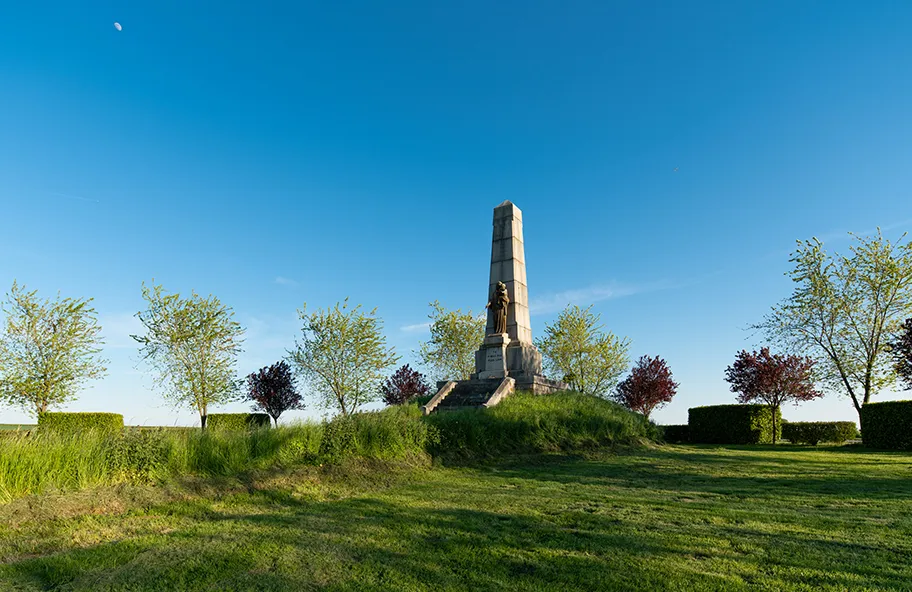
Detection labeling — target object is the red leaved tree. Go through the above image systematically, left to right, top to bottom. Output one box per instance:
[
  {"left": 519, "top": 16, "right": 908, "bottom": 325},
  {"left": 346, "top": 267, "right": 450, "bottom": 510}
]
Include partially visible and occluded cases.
[
  {"left": 890, "top": 318, "right": 912, "bottom": 390},
  {"left": 724, "top": 347, "right": 822, "bottom": 444},
  {"left": 614, "top": 355, "right": 679, "bottom": 419},
  {"left": 246, "top": 361, "right": 304, "bottom": 427},
  {"left": 381, "top": 364, "right": 431, "bottom": 406}
]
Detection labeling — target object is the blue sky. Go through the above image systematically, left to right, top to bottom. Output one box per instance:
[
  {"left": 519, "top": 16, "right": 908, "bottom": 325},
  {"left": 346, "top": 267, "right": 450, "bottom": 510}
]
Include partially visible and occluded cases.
[{"left": 1, "top": 1, "right": 910, "bottom": 426}]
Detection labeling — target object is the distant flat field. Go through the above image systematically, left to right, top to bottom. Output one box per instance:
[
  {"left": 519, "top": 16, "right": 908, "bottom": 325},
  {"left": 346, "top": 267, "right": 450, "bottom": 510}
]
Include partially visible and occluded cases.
[
  {"left": 0, "top": 424, "right": 35, "bottom": 431},
  {"left": 0, "top": 425, "right": 194, "bottom": 431},
  {"left": 1, "top": 445, "right": 910, "bottom": 591}
]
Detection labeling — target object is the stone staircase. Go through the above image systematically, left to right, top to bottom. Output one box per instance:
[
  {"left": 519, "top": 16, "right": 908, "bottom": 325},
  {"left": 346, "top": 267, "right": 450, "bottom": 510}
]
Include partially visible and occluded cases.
[{"left": 421, "top": 377, "right": 515, "bottom": 415}]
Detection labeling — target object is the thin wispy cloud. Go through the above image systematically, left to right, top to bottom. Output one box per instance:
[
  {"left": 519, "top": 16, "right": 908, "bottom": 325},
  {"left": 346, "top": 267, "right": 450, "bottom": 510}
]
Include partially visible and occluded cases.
[
  {"left": 813, "top": 218, "right": 912, "bottom": 245},
  {"left": 274, "top": 276, "right": 299, "bottom": 287},
  {"left": 529, "top": 281, "right": 680, "bottom": 315},
  {"left": 400, "top": 322, "right": 431, "bottom": 333}
]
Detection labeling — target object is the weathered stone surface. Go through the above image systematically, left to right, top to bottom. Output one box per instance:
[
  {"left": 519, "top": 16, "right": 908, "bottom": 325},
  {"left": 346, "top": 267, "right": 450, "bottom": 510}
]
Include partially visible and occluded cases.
[
  {"left": 477, "top": 200, "right": 543, "bottom": 379},
  {"left": 484, "top": 201, "right": 533, "bottom": 344},
  {"left": 478, "top": 344, "right": 509, "bottom": 379},
  {"left": 514, "top": 375, "right": 569, "bottom": 395},
  {"left": 432, "top": 378, "right": 513, "bottom": 411}
]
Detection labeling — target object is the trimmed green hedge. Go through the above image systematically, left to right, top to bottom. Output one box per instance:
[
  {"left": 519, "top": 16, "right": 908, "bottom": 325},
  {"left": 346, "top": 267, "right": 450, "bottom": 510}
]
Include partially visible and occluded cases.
[
  {"left": 861, "top": 400, "right": 912, "bottom": 450},
  {"left": 688, "top": 404, "right": 781, "bottom": 444},
  {"left": 37, "top": 412, "right": 124, "bottom": 434},
  {"left": 206, "top": 413, "right": 271, "bottom": 431},
  {"left": 781, "top": 421, "right": 857, "bottom": 445},
  {"left": 661, "top": 424, "right": 689, "bottom": 443}
]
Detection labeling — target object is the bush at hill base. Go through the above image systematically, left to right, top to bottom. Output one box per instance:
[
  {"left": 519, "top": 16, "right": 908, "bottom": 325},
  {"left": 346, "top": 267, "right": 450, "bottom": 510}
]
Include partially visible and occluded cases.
[
  {"left": 861, "top": 400, "right": 912, "bottom": 450},
  {"left": 688, "top": 404, "right": 781, "bottom": 444},
  {"left": 319, "top": 405, "right": 438, "bottom": 462},
  {"left": 37, "top": 412, "right": 124, "bottom": 434},
  {"left": 206, "top": 413, "right": 271, "bottom": 431},
  {"left": 781, "top": 421, "right": 857, "bottom": 445},
  {"left": 661, "top": 424, "right": 689, "bottom": 443}
]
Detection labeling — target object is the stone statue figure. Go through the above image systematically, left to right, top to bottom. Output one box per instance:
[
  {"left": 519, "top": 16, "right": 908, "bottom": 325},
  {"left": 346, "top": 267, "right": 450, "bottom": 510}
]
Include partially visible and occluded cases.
[{"left": 486, "top": 281, "right": 510, "bottom": 335}]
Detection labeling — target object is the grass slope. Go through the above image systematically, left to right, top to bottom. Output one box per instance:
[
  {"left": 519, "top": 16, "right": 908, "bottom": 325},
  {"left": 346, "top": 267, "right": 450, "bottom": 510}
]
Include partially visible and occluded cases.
[
  {"left": 0, "top": 393, "right": 653, "bottom": 503},
  {"left": 1, "top": 445, "right": 910, "bottom": 591}
]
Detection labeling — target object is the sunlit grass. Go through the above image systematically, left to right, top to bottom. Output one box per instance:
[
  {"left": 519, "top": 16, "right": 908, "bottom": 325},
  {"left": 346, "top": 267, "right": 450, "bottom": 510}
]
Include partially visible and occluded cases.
[{"left": 1, "top": 445, "right": 909, "bottom": 590}]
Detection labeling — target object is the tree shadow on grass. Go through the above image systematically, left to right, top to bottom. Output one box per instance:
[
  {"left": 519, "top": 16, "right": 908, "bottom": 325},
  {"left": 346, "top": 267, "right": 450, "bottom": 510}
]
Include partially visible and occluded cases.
[
  {"left": 486, "top": 448, "right": 912, "bottom": 501},
  {"left": 3, "top": 476, "right": 911, "bottom": 592},
  {"left": 2, "top": 494, "right": 725, "bottom": 592}
]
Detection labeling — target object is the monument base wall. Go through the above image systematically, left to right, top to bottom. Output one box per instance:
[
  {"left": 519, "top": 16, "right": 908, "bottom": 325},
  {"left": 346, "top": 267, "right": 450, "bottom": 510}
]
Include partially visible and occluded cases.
[{"left": 437, "top": 375, "right": 569, "bottom": 397}]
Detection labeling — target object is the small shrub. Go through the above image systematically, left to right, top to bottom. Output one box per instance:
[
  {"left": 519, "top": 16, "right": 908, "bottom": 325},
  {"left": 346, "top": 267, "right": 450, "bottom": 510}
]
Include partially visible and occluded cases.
[
  {"left": 245, "top": 361, "right": 304, "bottom": 426},
  {"left": 381, "top": 364, "right": 431, "bottom": 405},
  {"left": 861, "top": 400, "right": 912, "bottom": 450},
  {"left": 688, "top": 404, "right": 781, "bottom": 444},
  {"left": 319, "top": 405, "right": 437, "bottom": 462},
  {"left": 37, "top": 412, "right": 124, "bottom": 434},
  {"left": 206, "top": 413, "right": 271, "bottom": 431},
  {"left": 319, "top": 415, "right": 358, "bottom": 460},
  {"left": 781, "top": 421, "right": 857, "bottom": 445},
  {"left": 276, "top": 424, "right": 323, "bottom": 465},
  {"left": 661, "top": 424, "right": 689, "bottom": 443},
  {"left": 108, "top": 430, "right": 169, "bottom": 481}
]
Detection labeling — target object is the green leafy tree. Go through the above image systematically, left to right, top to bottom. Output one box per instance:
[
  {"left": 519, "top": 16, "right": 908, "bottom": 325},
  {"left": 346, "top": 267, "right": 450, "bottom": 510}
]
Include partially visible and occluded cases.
[
  {"left": 753, "top": 231, "right": 912, "bottom": 419},
  {"left": 0, "top": 281, "right": 107, "bottom": 416},
  {"left": 132, "top": 282, "right": 245, "bottom": 429},
  {"left": 289, "top": 299, "right": 398, "bottom": 416},
  {"left": 417, "top": 300, "right": 485, "bottom": 381},
  {"left": 536, "top": 304, "right": 630, "bottom": 397},
  {"left": 890, "top": 317, "right": 912, "bottom": 390}
]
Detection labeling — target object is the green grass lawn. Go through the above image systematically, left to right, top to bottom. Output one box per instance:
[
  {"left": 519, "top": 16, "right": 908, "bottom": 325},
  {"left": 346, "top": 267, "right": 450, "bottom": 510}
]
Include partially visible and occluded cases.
[{"left": 1, "top": 445, "right": 910, "bottom": 591}]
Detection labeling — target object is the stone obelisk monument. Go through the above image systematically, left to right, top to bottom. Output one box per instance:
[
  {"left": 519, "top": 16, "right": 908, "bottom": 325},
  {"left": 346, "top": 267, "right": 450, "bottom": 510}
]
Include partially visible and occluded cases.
[
  {"left": 423, "top": 201, "right": 566, "bottom": 414},
  {"left": 471, "top": 201, "right": 565, "bottom": 394}
]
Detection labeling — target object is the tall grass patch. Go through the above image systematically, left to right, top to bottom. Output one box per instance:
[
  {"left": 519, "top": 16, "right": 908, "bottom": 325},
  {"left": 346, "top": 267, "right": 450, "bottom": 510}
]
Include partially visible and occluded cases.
[
  {"left": 426, "top": 391, "right": 658, "bottom": 459},
  {"left": 320, "top": 405, "right": 437, "bottom": 462},
  {"left": 0, "top": 423, "right": 324, "bottom": 502},
  {"left": 0, "top": 431, "right": 115, "bottom": 503}
]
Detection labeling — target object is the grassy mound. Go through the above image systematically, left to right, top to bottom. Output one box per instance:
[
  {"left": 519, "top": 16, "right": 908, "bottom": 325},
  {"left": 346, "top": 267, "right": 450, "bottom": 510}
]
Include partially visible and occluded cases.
[
  {"left": 426, "top": 391, "right": 658, "bottom": 459},
  {"left": 0, "top": 393, "right": 657, "bottom": 503}
]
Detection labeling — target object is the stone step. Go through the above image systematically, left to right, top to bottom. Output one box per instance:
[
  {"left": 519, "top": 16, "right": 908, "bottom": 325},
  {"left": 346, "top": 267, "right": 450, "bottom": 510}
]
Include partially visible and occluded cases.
[
  {"left": 437, "top": 393, "right": 491, "bottom": 407},
  {"left": 435, "top": 405, "right": 482, "bottom": 413}
]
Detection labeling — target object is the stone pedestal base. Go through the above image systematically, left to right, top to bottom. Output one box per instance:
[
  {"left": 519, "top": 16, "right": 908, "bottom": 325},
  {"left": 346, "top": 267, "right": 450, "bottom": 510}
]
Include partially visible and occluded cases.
[
  {"left": 476, "top": 333, "right": 511, "bottom": 379},
  {"left": 473, "top": 335, "right": 544, "bottom": 381},
  {"left": 514, "top": 375, "right": 570, "bottom": 395}
]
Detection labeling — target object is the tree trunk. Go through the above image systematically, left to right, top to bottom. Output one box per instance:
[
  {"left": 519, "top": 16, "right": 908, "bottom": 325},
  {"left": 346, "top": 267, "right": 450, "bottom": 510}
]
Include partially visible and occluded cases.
[
  {"left": 850, "top": 394, "right": 863, "bottom": 422},
  {"left": 771, "top": 405, "right": 778, "bottom": 445},
  {"left": 200, "top": 413, "right": 208, "bottom": 430}
]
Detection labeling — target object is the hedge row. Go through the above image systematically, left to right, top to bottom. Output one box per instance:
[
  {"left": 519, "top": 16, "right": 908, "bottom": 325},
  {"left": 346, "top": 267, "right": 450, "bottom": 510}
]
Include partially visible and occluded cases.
[
  {"left": 861, "top": 401, "right": 912, "bottom": 450},
  {"left": 688, "top": 404, "right": 780, "bottom": 444},
  {"left": 37, "top": 412, "right": 124, "bottom": 434},
  {"left": 206, "top": 413, "right": 271, "bottom": 431},
  {"left": 781, "top": 421, "right": 857, "bottom": 445},
  {"left": 661, "top": 424, "right": 689, "bottom": 443}
]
